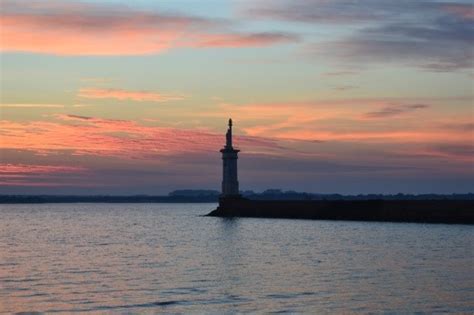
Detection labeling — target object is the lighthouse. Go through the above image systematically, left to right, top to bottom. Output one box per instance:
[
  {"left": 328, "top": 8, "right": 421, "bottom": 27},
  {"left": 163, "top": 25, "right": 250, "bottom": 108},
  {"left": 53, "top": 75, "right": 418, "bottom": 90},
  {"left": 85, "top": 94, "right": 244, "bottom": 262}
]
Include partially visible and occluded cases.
[{"left": 220, "top": 118, "right": 240, "bottom": 197}]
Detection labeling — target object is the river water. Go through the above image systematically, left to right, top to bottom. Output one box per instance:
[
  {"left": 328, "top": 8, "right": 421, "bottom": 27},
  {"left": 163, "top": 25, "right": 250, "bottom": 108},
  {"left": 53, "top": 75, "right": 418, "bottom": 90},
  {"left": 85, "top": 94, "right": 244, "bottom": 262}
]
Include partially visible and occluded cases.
[{"left": 0, "top": 203, "right": 472, "bottom": 313}]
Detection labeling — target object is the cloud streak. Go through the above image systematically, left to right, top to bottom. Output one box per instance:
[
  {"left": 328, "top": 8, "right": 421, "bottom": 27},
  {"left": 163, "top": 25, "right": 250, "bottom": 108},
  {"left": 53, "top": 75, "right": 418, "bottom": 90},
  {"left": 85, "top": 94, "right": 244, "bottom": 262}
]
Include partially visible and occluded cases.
[
  {"left": 245, "top": 0, "right": 392, "bottom": 24},
  {"left": 192, "top": 32, "right": 298, "bottom": 48},
  {"left": 78, "top": 88, "right": 185, "bottom": 102},
  {"left": 0, "top": 103, "right": 65, "bottom": 108},
  {"left": 362, "top": 104, "right": 429, "bottom": 119},
  {"left": 0, "top": 163, "right": 87, "bottom": 176},
  {"left": 0, "top": 163, "right": 89, "bottom": 187}
]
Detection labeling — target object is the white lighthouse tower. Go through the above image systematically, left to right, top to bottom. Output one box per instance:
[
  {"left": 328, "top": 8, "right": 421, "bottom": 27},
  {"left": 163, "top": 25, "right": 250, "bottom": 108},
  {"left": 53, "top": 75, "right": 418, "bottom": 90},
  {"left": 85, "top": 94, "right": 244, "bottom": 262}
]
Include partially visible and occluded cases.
[{"left": 220, "top": 118, "right": 240, "bottom": 197}]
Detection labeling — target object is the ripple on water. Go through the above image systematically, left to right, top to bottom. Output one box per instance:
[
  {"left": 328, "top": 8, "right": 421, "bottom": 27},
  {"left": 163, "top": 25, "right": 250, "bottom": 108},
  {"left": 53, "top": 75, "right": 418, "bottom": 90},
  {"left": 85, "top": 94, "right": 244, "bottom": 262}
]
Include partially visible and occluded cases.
[{"left": 45, "top": 300, "right": 183, "bottom": 313}]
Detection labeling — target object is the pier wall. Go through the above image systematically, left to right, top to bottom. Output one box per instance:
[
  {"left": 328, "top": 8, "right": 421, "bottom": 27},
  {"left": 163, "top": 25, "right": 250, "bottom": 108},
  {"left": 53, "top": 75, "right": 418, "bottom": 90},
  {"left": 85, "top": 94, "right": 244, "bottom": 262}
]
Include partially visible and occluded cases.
[{"left": 208, "top": 197, "right": 474, "bottom": 224}]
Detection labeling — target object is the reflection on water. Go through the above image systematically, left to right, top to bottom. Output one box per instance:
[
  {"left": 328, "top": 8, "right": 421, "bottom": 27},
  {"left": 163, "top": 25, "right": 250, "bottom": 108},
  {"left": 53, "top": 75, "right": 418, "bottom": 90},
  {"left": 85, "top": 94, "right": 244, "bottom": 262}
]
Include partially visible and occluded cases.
[{"left": 0, "top": 203, "right": 473, "bottom": 313}]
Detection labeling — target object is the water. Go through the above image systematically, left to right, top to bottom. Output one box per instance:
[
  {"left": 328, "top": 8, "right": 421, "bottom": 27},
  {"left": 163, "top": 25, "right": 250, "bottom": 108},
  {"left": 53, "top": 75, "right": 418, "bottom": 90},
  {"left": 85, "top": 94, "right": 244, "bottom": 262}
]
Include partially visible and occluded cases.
[{"left": 0, "top": 203, "right": 473, "bottom": 313}]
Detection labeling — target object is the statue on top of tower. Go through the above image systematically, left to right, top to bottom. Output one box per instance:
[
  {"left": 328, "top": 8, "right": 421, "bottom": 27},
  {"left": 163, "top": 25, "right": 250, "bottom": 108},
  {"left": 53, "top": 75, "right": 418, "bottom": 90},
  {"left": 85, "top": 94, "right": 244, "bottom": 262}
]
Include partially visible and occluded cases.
[{"left": 226, "top": 118, "right": 233, "bottom": 148}]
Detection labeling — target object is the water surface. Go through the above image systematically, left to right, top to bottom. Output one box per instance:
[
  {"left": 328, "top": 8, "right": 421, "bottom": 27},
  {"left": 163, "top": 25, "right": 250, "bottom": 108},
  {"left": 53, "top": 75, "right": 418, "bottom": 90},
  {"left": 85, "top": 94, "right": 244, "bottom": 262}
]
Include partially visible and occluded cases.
[{"left": 1, "top": 203, "right": 472, "bottom": 313}]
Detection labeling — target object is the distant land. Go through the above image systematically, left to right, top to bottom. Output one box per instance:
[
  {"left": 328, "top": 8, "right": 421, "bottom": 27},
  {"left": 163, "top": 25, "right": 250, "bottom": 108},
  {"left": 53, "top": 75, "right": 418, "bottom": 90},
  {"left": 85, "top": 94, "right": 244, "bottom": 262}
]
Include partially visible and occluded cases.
[{"left": 1, "top": 189, "right": 473, "bottom": 204}]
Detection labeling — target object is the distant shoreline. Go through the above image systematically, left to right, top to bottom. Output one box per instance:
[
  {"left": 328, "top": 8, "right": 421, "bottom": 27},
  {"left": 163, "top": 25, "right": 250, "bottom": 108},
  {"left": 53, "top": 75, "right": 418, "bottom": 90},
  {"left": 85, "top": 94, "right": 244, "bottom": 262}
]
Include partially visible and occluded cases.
[
  {"left": 1, "top": 193, "right": 473, "bottom": 204},
  {"left": 0, "top": 195, "right": 219, "bottom": 204}
]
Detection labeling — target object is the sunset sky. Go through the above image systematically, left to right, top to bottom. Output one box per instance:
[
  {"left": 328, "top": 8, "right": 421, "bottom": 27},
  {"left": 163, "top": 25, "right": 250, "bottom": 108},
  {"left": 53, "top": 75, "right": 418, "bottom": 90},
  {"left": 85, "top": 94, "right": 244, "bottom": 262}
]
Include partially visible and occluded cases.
[{"left": 1, "top": 0, "right": 473, "bottom": 195}]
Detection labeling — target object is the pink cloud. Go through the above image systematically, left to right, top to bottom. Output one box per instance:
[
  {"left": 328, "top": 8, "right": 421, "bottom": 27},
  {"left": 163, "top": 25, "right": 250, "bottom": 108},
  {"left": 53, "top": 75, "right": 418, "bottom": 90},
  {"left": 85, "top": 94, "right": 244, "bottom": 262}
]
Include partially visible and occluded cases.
[
  {"left": 0, "top": 1, "right": 296, "bottom": 55},
  {"left": 1, "top": 16, "right": 183, "bottom": 55},
  {"left": 78, "top": 88, "right": 185, "bottom": 102},
  {"left": 1, "top": 114, "right": 471, "bottom": 191},
  {"left": 0, "top": 115, "right": 283, "bottom": 159}
]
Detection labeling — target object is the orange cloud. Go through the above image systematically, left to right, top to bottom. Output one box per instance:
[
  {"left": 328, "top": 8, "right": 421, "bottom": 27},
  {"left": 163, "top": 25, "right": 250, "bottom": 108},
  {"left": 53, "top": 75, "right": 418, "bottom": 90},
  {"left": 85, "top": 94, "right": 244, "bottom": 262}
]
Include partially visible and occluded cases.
[
  {"left": 0, "top": 1, "right": 296, "bottom": 55},
  {"left": 192, "top": 33, "right": 298, "bottom": 48},
  {"left": 78, "top": 88, "right": 185, "bottom": 102},
  {"left": 213, "top": 100, "right": 471, "bottom": 144},
  {"left": 0, "top": 103, "right": 65, "bottom": 108},
  {"left": 251, "top": 129, "right": 465, "bottom": 143}
]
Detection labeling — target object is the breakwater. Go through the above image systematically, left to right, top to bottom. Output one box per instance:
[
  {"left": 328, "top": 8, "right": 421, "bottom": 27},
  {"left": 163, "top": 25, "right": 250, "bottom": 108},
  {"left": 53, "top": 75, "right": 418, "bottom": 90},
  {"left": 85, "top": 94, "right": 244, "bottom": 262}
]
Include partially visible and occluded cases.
[{"left": 208, "top": 197, "right": 474, "bottom": 224}]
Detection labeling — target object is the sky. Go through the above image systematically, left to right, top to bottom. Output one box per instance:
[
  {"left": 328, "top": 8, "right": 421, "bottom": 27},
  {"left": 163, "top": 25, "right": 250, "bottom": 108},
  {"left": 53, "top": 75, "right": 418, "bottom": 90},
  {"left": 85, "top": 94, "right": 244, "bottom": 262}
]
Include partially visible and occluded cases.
[{"left": 0, "top": 0, "right": 473, "bottom": 195}]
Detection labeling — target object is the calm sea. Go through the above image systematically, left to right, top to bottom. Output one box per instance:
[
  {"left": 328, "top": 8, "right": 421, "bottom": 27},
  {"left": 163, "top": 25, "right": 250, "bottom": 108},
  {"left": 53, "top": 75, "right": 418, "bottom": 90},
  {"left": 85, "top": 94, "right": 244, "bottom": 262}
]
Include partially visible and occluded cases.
[{"left": 1, "top": 203, "right": 473, "bottom": 313}]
